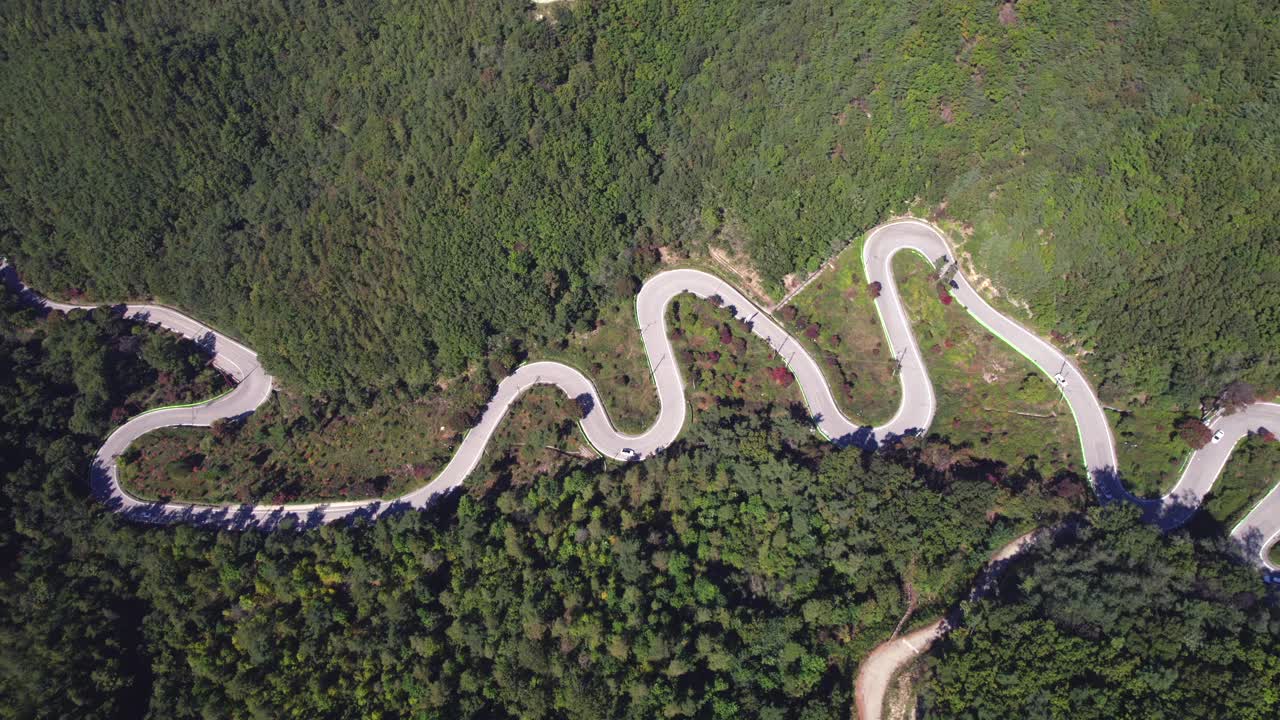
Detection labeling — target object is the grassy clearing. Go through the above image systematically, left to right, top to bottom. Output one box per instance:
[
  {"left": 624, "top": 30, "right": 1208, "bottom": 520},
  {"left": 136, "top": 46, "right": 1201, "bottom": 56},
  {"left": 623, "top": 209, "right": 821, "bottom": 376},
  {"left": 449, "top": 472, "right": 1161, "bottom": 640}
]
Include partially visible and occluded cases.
[
  {"left": 925, "top": 210, "right": 1206, "bottom": 499},
  {"left": 780, "top": 228, "right": 1079, "bottom": 483},
  {"left": 781, "top": 234, "right": 900, "bottom": 425},
  {"left": 786, "top": 236, "right": 1080, "bottom": 480},
  {"left": 539, "top": 251, "right": 799, "bottom": 435},
  {"left": 890, "top": 252, "right": 1081, "bottom": 480},
  {"left": 666, "top": 294, "right": 805, "bottom": 426},
  {"left": 467, "top": 295, "right": 809, "bottom": 498},
  {"left": 541, "top": 298, "right": 655, "bottom": 434},
  {"left": 120, "top": 385, "right": 592, "bottom": 505},
  {"left": 467, "top": 386, "right": 596, "bottom": 495},
  {"left": 118, "top": 390, "right": 462, "bottom": 503},
  {"left": 1106, "top": 396, "right": 1197, "bottom": 498},
  {"left": 1201, "top": 435, "right": 1280, "bottom": 527}
]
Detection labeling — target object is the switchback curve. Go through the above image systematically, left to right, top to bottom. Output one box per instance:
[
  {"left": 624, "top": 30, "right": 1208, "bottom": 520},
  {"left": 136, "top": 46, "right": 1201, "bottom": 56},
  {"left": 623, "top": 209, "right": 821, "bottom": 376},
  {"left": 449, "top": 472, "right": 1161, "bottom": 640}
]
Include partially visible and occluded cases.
[{"left": 3, "top": 220, "right": 1278, "bottom": 569}]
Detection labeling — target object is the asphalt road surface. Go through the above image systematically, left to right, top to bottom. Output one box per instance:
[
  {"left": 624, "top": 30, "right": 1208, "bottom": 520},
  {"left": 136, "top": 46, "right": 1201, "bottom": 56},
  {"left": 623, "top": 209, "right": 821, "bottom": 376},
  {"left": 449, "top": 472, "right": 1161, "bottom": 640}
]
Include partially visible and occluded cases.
[{"left": 4, "top": 222, "right": 1278, "bottom": 570}]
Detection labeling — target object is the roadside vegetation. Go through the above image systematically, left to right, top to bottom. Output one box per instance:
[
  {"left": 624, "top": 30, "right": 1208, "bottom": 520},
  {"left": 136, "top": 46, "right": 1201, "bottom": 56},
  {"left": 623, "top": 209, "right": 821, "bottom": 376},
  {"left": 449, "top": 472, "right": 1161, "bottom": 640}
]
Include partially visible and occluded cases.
[
  {"left": 781, "top": 236, "right": 901, "bottom": 425},
  {"left": 5, "top": 239, "right": 1276, "bottom": 720},
  {"left": 782, "top": 239, "right": 1082, "bottom": 487},
  {"left": 119, "top": 245, "right": 1088, "bottom": 506},
  {"left": 889, "top": 253, "right": 1081, "bottom": 480},
  {"left": 120, "top": 294, "right": 805, "bottom": 503},
  {"left": 0, "top": 295, "right": 228, "bottom": 440},
  {"left": 543, "top": 299, "right": 655, "bottom": 435},
  {"left": 119, "top": 370, "right": 496, "bottom": 504},
  {"left": 468, "top": 386, "right": 597, "bottom": 495},
  {"left": 1105, "top": 397, "right": 1195, "bottom": 497},
  {"left": 1200, "top": 433, "right": 1280, "bottom": 529}
]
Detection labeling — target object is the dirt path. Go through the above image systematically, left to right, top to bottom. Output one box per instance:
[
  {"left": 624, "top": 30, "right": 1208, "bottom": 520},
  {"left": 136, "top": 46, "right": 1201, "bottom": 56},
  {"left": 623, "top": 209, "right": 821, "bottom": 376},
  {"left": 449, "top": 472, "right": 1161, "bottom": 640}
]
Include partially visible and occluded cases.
[
  {"left": 854, "top": 530, "right": 1042, "bottom": 719},
  {"left": 855, "top": 620, "right": 945, "bottom": 720}
]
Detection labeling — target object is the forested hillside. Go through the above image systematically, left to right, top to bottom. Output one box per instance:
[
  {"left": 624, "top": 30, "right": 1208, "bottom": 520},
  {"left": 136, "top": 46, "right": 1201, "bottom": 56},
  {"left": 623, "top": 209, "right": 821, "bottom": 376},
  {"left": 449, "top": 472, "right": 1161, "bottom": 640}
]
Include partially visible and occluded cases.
[
  {"left": 3, "top": 0, "right": 1276, "bottom": 404},
  {"left": 920, "top": 507, "right": 1280, "bottom": 718}
]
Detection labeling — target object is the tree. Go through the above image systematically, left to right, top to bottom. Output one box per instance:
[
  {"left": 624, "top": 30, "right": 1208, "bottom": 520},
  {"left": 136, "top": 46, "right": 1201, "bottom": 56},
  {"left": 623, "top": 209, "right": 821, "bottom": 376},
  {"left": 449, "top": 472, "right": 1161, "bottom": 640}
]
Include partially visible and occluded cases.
[
  {"left": 768, "top": 366, "right": 794, "bottom": 387},
  {"left": 1219, "top": 380, "right": 1256, "bottom": 414},
  {"left": 570, "top": 393, "right": 592, "bottom": 420},
  {"left": 1176, "top": 417, "right": 1212, "bottom": 449}
]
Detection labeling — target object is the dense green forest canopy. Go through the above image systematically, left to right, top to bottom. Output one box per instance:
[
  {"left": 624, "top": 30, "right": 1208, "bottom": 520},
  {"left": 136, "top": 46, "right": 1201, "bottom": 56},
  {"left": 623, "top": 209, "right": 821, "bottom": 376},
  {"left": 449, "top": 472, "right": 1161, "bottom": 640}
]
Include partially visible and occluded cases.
[
  {"left": 2, "top": 0, "right": 1276, "bottom": 404},
  {"left": 920, "top": 506, "right": 1280, "bottom": 719}
]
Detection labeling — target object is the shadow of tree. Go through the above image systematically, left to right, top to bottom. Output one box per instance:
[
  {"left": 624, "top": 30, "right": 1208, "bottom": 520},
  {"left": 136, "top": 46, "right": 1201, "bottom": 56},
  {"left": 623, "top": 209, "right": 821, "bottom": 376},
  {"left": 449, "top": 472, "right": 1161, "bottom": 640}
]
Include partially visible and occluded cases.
[{"left": 574, "top": 392, "right": 595, "bottom": 419}]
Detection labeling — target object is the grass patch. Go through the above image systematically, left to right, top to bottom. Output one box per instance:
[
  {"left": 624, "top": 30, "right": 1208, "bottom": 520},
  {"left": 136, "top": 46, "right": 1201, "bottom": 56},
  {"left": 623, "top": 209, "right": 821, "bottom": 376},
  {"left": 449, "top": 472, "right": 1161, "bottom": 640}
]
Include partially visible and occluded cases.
[
  {"left": 927, "top": 211, "right": 1205, "bottom": 499},
  {"left": 780, "top": 234, "right": 1080, "bottom": 481},
  {"left": 782, "top": 234, "right": 900, "bottom": 425},
  {"left": 542, "top": 251, "right": 810, "bottom": 435},
  {"left": 890, "top": 252, "right": 1081, "bottom": 481},
  {"left": 667, "top": 295, "right": 805, "bottom": 426},
  {"left": 541, "top": 298, "right": 655, "bottom": 434},
  {"left": 467, "top": 386, "right": 597, "bottom": 495},
  {"left": 118, "top": 390, "right": 461, "bottom": 504},
  {"left": 1105, "top": 396, "right": 1202, "bottom": 498}
]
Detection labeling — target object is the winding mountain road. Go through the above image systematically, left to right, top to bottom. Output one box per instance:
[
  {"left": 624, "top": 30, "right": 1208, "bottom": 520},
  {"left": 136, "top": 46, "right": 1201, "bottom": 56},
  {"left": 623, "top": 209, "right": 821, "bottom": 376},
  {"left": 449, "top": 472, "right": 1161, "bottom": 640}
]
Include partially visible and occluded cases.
[{"left": 4, "top": 220, "right": 1278, "bottom": 568}]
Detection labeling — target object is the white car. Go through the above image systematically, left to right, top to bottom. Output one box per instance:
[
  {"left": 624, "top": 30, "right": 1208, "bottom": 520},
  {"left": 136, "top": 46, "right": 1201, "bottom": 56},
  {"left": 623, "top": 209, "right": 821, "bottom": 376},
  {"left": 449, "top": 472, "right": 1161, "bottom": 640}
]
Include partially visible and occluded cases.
[
  {"left": 1053, "top": 373, "right": 1067, "bottom": 387},
  {"left": 1211, "top": 430, "right": 1225, "bottom": 444},
  {"left": 1263, "top": 573, "right": 1280, "bottom": 585}
]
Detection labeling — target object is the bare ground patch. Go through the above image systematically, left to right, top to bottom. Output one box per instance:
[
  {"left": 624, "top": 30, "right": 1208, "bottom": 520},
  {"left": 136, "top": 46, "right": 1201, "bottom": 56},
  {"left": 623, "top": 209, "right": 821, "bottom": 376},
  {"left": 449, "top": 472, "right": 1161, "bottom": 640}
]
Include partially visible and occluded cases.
[{"left": 708, "top": 244, "right": 776, "bottom": 307}]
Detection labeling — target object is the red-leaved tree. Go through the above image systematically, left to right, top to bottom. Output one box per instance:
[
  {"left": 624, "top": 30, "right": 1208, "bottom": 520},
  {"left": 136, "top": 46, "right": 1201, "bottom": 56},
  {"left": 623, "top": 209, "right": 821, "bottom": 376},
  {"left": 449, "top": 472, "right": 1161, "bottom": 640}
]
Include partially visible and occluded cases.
[
  {"left": 769, "top": 366, "right": 794, "bottom": 387},
  {"left": 1176, "top": 418, "right": 1212, "bottom": 450}
]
